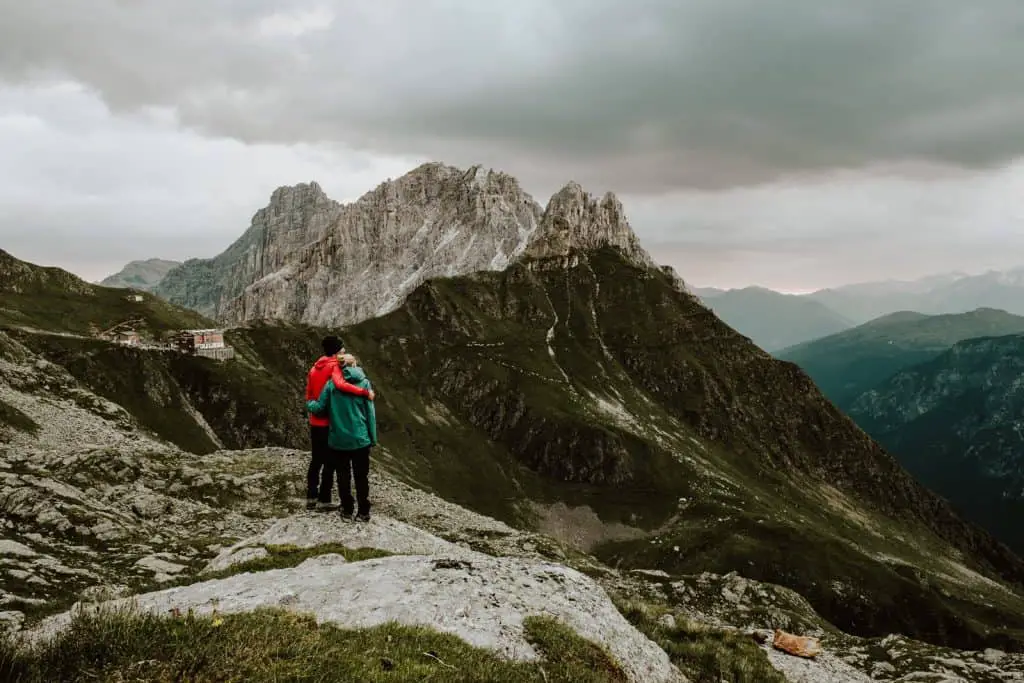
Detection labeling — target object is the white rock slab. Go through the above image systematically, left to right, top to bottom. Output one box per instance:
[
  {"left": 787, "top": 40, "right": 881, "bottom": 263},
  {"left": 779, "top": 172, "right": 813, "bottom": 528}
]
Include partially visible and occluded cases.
[
  {"left": 204, "top": 514, "right": 480, "bottom": 573},
  {"left": 0, "top": 540, "right": 37, "bottom": 557},
  {"left": 36, "top": 553, "right": 682, "bottom": 683}
]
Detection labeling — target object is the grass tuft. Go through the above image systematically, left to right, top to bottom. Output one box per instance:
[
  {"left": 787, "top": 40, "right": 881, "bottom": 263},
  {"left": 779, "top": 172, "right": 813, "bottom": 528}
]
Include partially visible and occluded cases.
[
  {"left": 147, "top": 543, "right": 396, "bottom": 593},
  {"left": 617, "top": 600, "right": 786, "bottom": 683},
  {"left": 1, "top": 608, "right": 628, "bottom": 682}
]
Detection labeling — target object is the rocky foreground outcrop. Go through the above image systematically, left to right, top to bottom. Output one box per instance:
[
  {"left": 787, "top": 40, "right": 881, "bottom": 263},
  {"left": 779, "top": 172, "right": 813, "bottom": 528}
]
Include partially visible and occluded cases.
[
  {"left": 155, "top": 162, "right": 657, "bottom": 326},
  {"left": 12, "top": 451, "right": 1024, "bottom": 682},
  {"left": 33, "top": 513, "right": 682, "bottom": 683}
]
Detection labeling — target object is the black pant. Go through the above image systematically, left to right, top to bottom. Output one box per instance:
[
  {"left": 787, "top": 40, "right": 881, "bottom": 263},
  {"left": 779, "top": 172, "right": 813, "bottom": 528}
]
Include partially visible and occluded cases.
[
  {"left": 308, "top": 426, "right": 333, "bottom": 503},
  {"left": 333, "top": 447, "right": 370, "bottom": 515}
]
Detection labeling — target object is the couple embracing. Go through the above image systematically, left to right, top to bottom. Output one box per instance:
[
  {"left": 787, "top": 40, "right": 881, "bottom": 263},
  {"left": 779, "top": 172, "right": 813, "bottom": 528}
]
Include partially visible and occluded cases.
[{"left": 304, "top": 335, "right": 377, "bottom": 522}]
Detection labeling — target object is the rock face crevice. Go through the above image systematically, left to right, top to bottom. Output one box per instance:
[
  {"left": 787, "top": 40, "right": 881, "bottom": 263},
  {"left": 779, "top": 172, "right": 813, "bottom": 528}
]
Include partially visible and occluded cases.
[{"left": 155, "top": 163, "right": 656, "bottom": 327}]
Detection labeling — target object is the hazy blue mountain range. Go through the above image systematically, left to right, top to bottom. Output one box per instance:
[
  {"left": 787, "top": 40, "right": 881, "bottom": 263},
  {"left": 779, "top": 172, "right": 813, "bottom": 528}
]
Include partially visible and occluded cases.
[
  {"left": 690, "top": 268, "right": 1024, "bottom": 351},
  {"left": 806, "top": 270, "right": 1024, "bottom": 323},
  {"left": 691, "top": 286, "right": 855, "bottom": 352}
]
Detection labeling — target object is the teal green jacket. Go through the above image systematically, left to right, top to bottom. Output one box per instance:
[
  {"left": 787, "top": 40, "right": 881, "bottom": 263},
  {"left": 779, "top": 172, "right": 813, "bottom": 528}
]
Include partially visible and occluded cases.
[{"left": 306, "top": 366, "right": 378, "bottom": 451}]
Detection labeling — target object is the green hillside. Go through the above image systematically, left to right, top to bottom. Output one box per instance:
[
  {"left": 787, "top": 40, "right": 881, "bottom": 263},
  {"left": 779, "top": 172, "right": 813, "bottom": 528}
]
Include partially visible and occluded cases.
[
  {"left": 10, "top": 247, "right": 1024, "bottom": 652},
  {"left": 0, "top": 249, "right": 210, "bottom": 337},
  {"left": 99, "top": 258, "right": 182, "bottom": 291},
  {"left": 776, "top": 308, "right": 1024, "bottom": 410},
  {"left": 848, "top": 333, "right": 1024, "bottom": 555}
]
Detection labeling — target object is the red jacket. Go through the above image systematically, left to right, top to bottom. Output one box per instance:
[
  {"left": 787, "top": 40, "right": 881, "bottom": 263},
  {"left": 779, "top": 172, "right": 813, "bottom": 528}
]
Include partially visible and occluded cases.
[{"left": 305, "top": 356, "right": 370, "bottom": 427}]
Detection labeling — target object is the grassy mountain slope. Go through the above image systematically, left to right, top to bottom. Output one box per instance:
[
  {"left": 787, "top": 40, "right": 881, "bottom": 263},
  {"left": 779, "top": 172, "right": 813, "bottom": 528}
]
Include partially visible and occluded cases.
[
  {"left": 154, "top": 226, "right": 269, "bottom": 319},
  {"left": 10, "top": 247, "right": 1024, "bottom": 652},
  {"left": 0, "top": 249, "right": 209, "bottom": 336},
  {"left": 0, "top": 250, "right": 291, "bottom": 454},
  {"left": 322, "top": 251, "right": 1024, "bottom": 649},
  {"left": 99, "top": 258, "right": 182, "bottom": 290},
  {"left": 695, "top": 286, "right": 854, "bottom": 351},
  {"left": 777, "top": 308, "right": 1024, "bottom": 410},
  {"left": 848, "top": 333, "right": 1024, "bottom": 556}
]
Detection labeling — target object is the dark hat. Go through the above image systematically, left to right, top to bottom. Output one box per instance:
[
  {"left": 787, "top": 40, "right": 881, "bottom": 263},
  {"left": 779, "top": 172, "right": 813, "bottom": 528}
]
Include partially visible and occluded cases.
[{"left": 321, "top": 335, "right": 344, "bottom": 356}]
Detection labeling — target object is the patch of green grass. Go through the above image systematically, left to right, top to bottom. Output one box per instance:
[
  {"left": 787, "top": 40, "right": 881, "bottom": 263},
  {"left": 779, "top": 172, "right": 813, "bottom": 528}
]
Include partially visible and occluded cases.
[
  {"left": 0, "top": 248, "right": 211, "bottom": 336},
  {"left": 12, "top": 331, "right": 310, "bottom": 455},
  {"left": 0, "top": 398, "right": 38, "bottom": 437},
  {"left": 142, "top": 543, "right": 396, "bottom": 594},
  {"left": 220, "top": 543, "right": 395, "bottom": 575},
  {"left": 617, "top": 600, "right": 785, "bottom": 683},
  {"left": 0, "top": 609, "right": 628, "bottom": 682}
]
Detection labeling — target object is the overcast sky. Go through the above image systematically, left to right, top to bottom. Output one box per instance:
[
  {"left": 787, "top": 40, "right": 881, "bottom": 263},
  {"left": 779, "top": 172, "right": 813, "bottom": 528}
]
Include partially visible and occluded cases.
[{"left": 1, "top": 1, "right": 1023, "bottom": 291}]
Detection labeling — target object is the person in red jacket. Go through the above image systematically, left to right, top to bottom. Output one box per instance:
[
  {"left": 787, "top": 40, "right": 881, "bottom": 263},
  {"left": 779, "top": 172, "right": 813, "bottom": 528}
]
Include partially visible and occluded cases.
[{"left": 305, "top": 336, "right": 374, "bottom": 510}]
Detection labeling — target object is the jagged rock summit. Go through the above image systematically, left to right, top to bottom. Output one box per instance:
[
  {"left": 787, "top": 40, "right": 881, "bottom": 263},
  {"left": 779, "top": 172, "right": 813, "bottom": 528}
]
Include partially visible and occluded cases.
[
  {"left": 155, "top": 162, "right": 656, "bottom": 326},
  {"left": 525, "top": 181, "right": 653, "bottom": 267}
]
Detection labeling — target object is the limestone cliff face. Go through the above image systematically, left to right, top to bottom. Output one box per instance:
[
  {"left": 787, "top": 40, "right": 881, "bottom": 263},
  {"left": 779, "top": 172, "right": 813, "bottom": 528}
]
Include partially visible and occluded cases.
[
  {"left": 156, "top": 163, "right": 656, "bottom": 326},
  {"left": 155, "top": 182, "right": 342, "bottom": 320}
]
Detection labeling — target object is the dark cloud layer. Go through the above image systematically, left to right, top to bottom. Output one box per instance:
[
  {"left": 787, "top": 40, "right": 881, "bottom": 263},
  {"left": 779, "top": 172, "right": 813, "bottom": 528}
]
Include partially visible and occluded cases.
[
  {"left": 2, "top": 0, "right": 1024, "bottom": 291},
  {"left": 2, "top": 1, "right": 1024, "bottom": 190}
]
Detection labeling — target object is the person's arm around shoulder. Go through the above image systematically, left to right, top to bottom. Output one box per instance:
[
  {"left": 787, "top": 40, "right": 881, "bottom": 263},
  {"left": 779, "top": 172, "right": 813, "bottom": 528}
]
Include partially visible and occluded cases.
[
  {"left": 332, "top": 367, "right": 375, "bottom": 400},
  {"left": 307, "top": 381, "right": 332, "bottom": 416}
]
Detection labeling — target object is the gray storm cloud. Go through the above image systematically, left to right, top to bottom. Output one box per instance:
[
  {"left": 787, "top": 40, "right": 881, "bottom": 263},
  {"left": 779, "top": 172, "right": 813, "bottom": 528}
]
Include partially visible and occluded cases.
[
  {"left": 1, "top": 0, "right": 1023, "bottom": 190},
  {"left": 1, "top": 0, "right": 1023, "bottom": 291}
]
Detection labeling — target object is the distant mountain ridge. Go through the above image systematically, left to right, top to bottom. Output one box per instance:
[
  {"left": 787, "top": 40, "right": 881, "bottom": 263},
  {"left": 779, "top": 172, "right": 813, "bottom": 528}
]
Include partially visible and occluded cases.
[
  {"left": 0, "top": 249, "right": 208, "bottom": 337},
  {"left": 99, "top": 258, "right": 182, "bottom": 291},
  {"left": 687, "top": 268, "right": 1024, "bottom": 351},
  {"left": 805, "top": 269, "right": 1024, "bottom": 323},
  {"left": 693, "top": 286, "right": 855, "bottom": 351},
  {"left": 777, "top": 307, "right": 1024, "bottom": 410}
]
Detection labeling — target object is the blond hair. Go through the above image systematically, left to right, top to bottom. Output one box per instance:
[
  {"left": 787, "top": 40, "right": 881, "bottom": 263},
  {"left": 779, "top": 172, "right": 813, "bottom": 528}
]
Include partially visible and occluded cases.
[{"left": 340, "top": 353, "right": 359, "bottom": 367}]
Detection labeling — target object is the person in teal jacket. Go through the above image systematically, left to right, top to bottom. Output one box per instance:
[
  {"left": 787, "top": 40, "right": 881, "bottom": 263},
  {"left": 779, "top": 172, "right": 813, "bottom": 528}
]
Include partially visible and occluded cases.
[{"left": 306, "top": 354, "right": 377, "bottom": 521}]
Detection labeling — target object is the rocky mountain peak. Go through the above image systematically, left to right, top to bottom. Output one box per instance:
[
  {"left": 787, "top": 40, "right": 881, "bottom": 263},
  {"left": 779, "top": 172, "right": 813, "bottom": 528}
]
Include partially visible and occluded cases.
[
  {"left": 172, "top": 162, "right": 547, "bottom": 326},
  {"left": 366, "top": 162, "right": 539, "bottom": 216},
  {"left": 157, "top": 163, "right": 660, "bottom": 326},
  {"left": 269, "top": 180, "right": 326, "bottom": 200},
  {"left": 260, "top": 181, "right": 338, "bottom": 225},
  {"left": 526, "top": 182, "right": 654, "bottom": 267}
]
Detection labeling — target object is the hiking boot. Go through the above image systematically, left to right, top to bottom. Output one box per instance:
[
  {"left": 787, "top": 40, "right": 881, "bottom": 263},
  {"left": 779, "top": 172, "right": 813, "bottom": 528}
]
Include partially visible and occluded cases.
[
  {"left": 305, "top": 499, "right": 317, "bottom": 511},
  {"left": 316, "top": 501, "right": 335, "bottom": 512},
  {"left": 340, "top": 508, "right": 354, "bottom": 521},
  {"left": 355, "top": 511, "right": 371, "bottom": 523}
]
